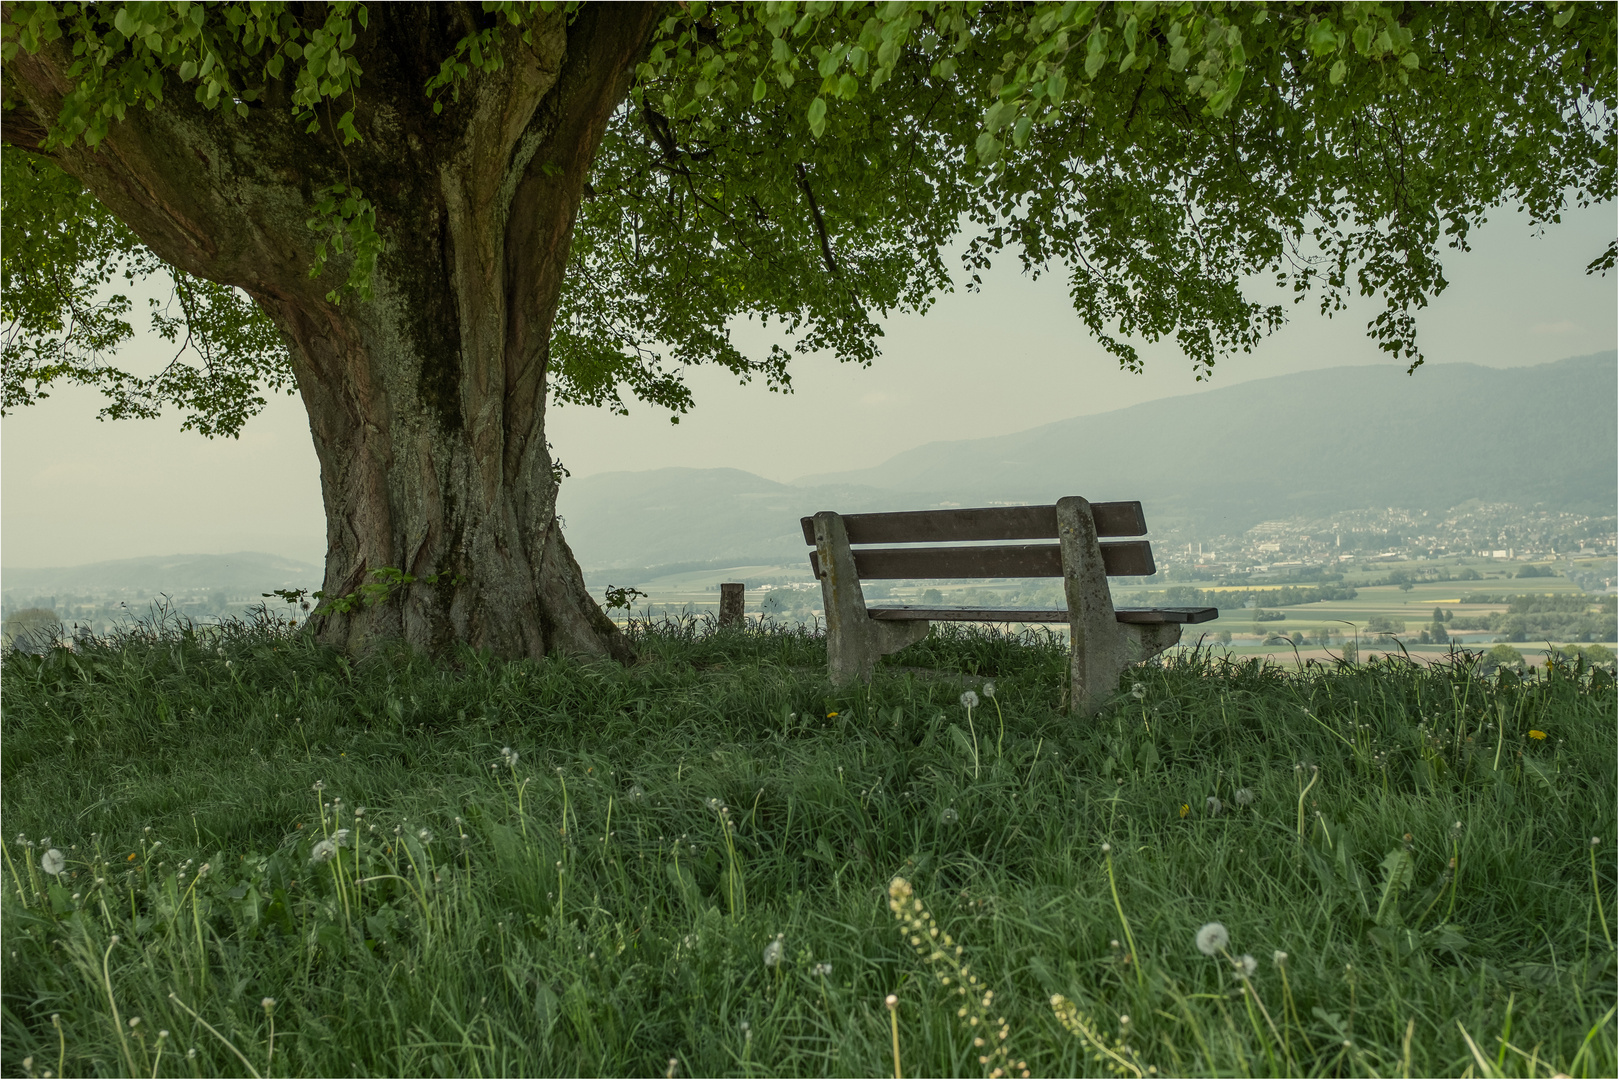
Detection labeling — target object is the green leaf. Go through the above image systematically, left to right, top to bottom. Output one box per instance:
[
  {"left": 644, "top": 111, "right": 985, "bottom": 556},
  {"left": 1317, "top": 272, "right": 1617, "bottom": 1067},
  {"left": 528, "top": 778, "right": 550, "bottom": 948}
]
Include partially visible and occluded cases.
[
  {"left": 1306, "top": 19, "right": 1340, "bottom": 55},
  {"left": 1084, "top": 30, "right": 1107, "bottom": 78},
  {"left": 1329, "top": 58, "right": 1346, "bottom": 84},
  {"left": 752, "top": 75, "right": 767, "bottom": 102},
  {"left": 806, "top": 95, "right": 826, "bottom": 137},
  {"left": 1375, "top": 847, "right": 1415, "bottom": 926}
]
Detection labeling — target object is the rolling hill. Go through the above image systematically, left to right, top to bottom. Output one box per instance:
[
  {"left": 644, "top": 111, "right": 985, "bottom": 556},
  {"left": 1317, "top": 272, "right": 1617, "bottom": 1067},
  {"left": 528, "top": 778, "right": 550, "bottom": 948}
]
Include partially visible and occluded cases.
[
  {"left": 558, "top": 353, "right": 1616, "bottom": 570},
  {"left": 1, "top": 552, "right": 320, "bottom": 600}
]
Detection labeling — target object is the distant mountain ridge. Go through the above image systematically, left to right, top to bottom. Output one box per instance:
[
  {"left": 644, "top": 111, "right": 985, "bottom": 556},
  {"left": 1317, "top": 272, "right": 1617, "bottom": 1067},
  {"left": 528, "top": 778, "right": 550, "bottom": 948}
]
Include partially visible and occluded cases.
[
  {"left": 558, "top": 353, "right": 1616, "bottom": 570},
  {"left": 794, "top": 353, "right": 1616, "bottom": 514},
  {"left": 6, "top": 355, "right": 1612, "bottom": 585},
  {"left": 1, "top": 552, "right": 319, "bottom": 597}
]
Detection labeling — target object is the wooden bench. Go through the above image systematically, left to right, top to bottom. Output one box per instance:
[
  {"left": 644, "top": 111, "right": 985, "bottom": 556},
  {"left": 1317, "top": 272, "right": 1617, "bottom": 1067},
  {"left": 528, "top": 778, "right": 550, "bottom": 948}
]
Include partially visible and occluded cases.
[{"left": 801, "top": 497, "right": 1218, "bottom": 714}]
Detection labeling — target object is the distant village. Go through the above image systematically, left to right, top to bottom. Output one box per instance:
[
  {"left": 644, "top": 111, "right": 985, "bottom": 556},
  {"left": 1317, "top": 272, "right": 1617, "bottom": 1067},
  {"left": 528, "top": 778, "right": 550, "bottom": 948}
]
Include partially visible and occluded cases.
[{"left": 1143, "top": 503, "right": 1617, "bottom": 589}]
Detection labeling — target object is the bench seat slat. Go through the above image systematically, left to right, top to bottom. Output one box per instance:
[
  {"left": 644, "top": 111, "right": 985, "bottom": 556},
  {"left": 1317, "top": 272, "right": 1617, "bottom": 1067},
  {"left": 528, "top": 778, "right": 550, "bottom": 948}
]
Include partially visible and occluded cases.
[
  {"left": 799, "top": 501, "right": 1146, "bottom": 546},
  {"left": 808, "top": 540, "right": 1155, "bottom": 580},
  {"left": 866, "top": 606, "right": 1219, "bottom": 625}
]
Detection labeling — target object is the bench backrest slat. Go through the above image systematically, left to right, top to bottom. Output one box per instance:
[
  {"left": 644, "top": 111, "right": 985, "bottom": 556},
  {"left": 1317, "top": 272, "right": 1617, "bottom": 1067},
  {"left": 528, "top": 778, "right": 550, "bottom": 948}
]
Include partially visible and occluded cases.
[
  {"left": 798, "top": 501, "right": 1146, "bottom": 547},
  {"left": 808, "top": 540, "right": 1155, "bottom": 580}
]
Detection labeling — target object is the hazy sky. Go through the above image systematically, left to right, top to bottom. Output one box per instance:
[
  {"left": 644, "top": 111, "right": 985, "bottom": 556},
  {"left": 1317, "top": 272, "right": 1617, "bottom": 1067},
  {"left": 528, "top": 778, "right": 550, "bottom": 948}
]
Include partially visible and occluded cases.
[{"left": 2, "top": 203, "right": 1613, "bottom": 570}]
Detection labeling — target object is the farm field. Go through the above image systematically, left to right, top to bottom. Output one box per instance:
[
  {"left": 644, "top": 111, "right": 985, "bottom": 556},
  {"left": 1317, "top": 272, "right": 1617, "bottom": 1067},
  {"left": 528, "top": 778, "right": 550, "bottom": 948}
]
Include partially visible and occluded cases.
[{"left": 1, "top": 617, "right": 1613, "bottom": 1077}]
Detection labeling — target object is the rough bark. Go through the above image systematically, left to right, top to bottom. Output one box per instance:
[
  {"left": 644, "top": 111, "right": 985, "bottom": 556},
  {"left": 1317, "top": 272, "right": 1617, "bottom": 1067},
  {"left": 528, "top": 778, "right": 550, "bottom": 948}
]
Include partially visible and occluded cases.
[{"left": 2, "top": 4, "right": 661, "bottom": 662}]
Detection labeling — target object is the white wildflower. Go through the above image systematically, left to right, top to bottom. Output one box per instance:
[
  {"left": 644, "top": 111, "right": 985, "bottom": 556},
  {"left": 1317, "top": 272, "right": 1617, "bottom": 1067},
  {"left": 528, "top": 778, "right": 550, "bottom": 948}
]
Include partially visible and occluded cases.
[
  {"left": 40, "top": 849, "right": 66, "bottom": 876},
  {"left": 1195, "top": 922, "right": 1230, "bottom": 956}
]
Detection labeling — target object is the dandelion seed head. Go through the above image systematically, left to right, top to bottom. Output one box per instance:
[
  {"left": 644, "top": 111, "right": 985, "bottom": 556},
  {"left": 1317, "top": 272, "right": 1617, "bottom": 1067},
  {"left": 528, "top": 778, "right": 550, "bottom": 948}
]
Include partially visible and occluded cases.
[
  {"left": 982, "top": 681, "right": 996, "bottom": 699},
  {"left": 1131, "top": 682, "right": 1147, "bottom": 700},
  {"left": 959, "top": 690, "right": 979, "bottom": 709},
  {"left": 1234, "top": 788, "right": 1255, "bottom": 806},
  {"left": 1206, "top": 796, "right": 1223, "bottom": 816},
  {"left": 940, "top": 807, "right": 959, "bottom": 825},
  {"left": 417, "top": 828, "right": 433, "bottom": 843},
  {"left": 311, "top": 839, "right": 338, "bottom": 864},
  {"left": 40, "top": 848, "right": 66, "bottom": 876},
  {"left": 1195, "top": 922, "right": 1230, "bottom": 956},
  {"left": 763, "top": 936, "right": 784, "bottom": 968},
  {"left": 1273, "top": 950, "right": 1288, "bottom": 966},
  {"left": 1234, "top": 953, "right": 1257, "bottom": 977},
  {"left": 885, "top": 994, "right": 898, "bottom": 1010},
  {"left": 261, "top": 998, "right": 276, "bottom": 1010}
]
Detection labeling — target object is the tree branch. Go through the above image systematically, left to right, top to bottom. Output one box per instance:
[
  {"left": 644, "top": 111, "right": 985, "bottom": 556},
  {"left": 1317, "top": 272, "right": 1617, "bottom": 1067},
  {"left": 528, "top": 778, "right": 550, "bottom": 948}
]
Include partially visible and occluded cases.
[{"left": 794, "top": 162, "right": 840, "bottom": 277}]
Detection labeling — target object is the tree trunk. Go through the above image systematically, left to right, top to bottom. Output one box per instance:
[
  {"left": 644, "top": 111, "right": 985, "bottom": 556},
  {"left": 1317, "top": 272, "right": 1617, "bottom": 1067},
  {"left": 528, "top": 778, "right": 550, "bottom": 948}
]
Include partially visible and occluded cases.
[{"left": 1, "top": 3, "right": 659, "bottom": 661}]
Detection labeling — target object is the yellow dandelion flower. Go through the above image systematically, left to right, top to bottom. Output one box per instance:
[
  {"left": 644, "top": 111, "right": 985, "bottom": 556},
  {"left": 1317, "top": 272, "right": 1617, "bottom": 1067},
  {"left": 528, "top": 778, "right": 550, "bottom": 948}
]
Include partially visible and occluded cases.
[
  {"left": 1528, "top": 729, "right": 1547, "bottom": 740},
  {"left": 1179, "top": 804, "right": 1189, "bottom": 819}
]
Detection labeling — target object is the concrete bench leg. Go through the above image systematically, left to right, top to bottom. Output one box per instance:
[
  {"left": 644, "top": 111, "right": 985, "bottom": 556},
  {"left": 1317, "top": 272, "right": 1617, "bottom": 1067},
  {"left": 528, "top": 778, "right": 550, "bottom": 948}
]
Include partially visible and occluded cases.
[{"left": 812, "top": 511, "right": 930, "bottom": 685}]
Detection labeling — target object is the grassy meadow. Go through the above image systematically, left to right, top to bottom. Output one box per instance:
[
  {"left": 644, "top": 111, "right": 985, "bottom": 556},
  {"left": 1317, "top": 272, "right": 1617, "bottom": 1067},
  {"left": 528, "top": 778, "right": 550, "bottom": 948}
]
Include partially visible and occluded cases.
[{"left": 2, "top": 614, "right": 1615, "bottom": 1077}]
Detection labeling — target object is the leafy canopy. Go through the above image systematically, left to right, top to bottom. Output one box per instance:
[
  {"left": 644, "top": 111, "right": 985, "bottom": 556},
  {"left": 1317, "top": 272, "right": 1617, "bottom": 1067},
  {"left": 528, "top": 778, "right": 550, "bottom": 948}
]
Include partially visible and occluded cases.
[{"left": 3, "top": 1, "right": 1613, "bottom": 434}]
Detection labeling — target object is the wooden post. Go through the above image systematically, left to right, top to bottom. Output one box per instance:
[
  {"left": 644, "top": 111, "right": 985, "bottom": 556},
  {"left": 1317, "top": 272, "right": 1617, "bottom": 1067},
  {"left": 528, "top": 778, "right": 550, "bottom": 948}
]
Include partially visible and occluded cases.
[{"left": 719, "top": 582, "right": 745, "bottom": 627}]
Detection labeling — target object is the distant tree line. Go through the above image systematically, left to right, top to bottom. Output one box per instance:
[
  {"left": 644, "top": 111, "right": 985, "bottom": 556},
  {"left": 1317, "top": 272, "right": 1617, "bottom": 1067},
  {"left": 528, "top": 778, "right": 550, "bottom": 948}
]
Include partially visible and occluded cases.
[
  {"left": 1124, "top": 584, "right": 1359, "bottom": 610},
  {"left": 1448, "top": 594, "right": 1617, "bottom": 642}
]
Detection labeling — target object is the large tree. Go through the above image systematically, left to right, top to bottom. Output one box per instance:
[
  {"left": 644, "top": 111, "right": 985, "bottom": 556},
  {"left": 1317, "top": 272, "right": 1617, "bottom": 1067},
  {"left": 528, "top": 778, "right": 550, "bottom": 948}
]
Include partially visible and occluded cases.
[{"left": 3, "top": 1, "right": 1613, "bottom": 661}]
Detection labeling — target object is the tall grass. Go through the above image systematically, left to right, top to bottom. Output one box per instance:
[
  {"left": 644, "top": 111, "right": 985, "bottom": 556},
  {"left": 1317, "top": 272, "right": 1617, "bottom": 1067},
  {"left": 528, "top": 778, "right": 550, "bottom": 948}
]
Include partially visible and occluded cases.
[{"left": 1, "top": 612, "right": 1613, "bottom": 1077}]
